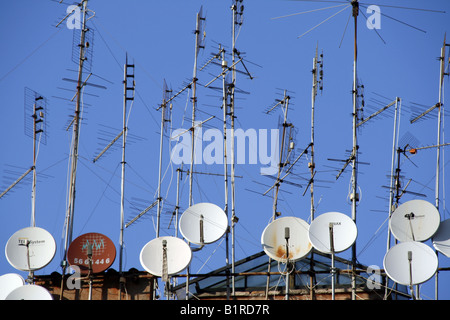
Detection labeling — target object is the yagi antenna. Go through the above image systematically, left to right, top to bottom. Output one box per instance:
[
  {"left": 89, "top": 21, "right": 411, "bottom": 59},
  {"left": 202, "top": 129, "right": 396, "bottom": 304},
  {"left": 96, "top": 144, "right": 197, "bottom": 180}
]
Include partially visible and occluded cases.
[{"left": 1, "top": 88, "right": 48, "bottom": 230}]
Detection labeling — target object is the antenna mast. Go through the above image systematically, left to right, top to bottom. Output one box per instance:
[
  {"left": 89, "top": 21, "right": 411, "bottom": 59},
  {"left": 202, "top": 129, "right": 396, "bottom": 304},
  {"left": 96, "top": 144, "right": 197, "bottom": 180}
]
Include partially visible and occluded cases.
[
  {"left": 61, "top": 0, "right": 89, "bottom": 297},
  {"left": 230, "top": 0, "right": 245, "bottom": 297},
  {"left": 350, "top": 0, "right": 359, "bottom": 301},
  {"left": 185, "top": 7, "right": 205, "bottom": 300},
  {"left": 189, "top": 8, "right": 205, "bottom": 208},
  {"left": 435, "top": 34, "right": 448, "bottom": 214},
  {"left": 310, "top": 45, "right": 323, "bottom": 222},
  {"left": 119, "top": 54, "right": 135, "bottom": 299},
  {"left": 156, "top": 80, "right": 170, "bottom": 239}
]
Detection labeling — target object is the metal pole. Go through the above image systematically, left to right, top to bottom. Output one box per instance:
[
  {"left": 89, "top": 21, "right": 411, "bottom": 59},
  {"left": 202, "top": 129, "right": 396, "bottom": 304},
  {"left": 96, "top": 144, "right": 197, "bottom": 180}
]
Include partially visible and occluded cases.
[
  {"left": 61, "top": 0, "right": 88, "bottom": 299},
  {"left": 350, "top": 0, "right": 359, "bottom": 301},
  {"left": 230, "top": 1, "right": 237, "bottom": 296},
  {"left": 186, "top": 10, "right": 202, "bottom": 300},
  {"left": 434, "top": 34, "right": 446, "bottom": 301},
  {"left": 221, "top": 47, "right": 231, "bottom": 300},
  {"left": 119, "top": 54, "right": 131, "bottom": 299},
  {"left": 384, "top": 98, "right": 400, "bottom": 299},
  {"left": 156, "top": 99, "right": 165, "bottom": 239},
  {"left": 31, "top": 101, "right": 38, "bottom": 228},
  {"left": 329, "top": 223, "right": 335, "bottom": 301}
]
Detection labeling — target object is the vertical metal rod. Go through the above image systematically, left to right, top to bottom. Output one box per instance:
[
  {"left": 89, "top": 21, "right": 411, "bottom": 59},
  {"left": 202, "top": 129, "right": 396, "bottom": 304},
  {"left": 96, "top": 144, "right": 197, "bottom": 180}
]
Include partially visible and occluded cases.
[
  {"left": 61, "top": 0, "right": 88, "bottom": 300},
  {"left": 350, "top": 0, "right": 359, "bottom": 301},
  {"left": 230, "top": 1, "right": 238, "bottom": 297},
  {"left": 186, "top": 10, "right": 202, "bottom": 300},
  {"left": 189, "top": 11, "right": 200, "bottom": 209},
  {"left": 434, "top": 34, "right": 446, "bottom": 301},
  {"left": 220, "top": 47, "right": 231, "bottom": 300},
  {"left": 309, "top": 47, "right": 319, "bottom": 300},
  {"left": 310, "top": 48, "right": 317, "bottom": 223},
  {"left": 119, "top": 54, "right": 131, "bottom": 300},
  {"left": 272, "top": 91, "right": 289, "bottom": 221},
  {"left": 384, "top": 98, "right": 399, "bottom": 299},
  {"left": 156, "top": 99, "right": 165, "bottom": 238},
  {"left": 31, "top": 101, "right": 37, "bottom": 228},
  {"left": 175, "top": 167, "right": 181, "bottom": 238},
  {"left": 329, "top": 223, "right": 335, "bottom": 300},
  {"left": 285, "top": 227, "right": 290, "bottom": 300},
  {"left": 87, "top": 244, "right": 93, "bottom": 300}
]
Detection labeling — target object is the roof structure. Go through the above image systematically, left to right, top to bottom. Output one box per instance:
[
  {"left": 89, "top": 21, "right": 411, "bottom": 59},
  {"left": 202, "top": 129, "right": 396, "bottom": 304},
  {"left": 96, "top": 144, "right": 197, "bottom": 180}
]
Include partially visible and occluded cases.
[{"left": 171, "top": 250, "right": 411, "bottom": 300}]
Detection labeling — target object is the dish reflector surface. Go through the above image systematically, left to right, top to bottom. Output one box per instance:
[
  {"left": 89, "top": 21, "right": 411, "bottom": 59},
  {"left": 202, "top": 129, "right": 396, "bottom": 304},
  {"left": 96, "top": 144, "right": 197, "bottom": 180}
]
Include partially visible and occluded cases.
[
  {"left": 389, "top": 199, "right": 440, "bottom": 242},
  {"left": 179, "top": 202, "right": 228, "bottom": 245},
  {"left": 308, "top": 212, "right": 357, "bottom": 254},
  {"left": 261, "top": 216, "right": 312, "bottom": 262},
  {"left": 432, "top": 218, "right": 450, "bottom": 258},
  {"left": 5, "top": 227, "right": 56, "bottom": 271},
  {"left": 67, "top": 232, "right": 116, "bottom": 274},
  {"left": 140, "top": 236, "right": 192, "bottom": 277},
  {"left": 383, "top": 241, "right": 438, "bottom": 286},
  {"left": 0, "top": 273, "right": 25, "bottom": 300},
  {"left": 5, "top": 284, "right": 53, "bottom": 300}
]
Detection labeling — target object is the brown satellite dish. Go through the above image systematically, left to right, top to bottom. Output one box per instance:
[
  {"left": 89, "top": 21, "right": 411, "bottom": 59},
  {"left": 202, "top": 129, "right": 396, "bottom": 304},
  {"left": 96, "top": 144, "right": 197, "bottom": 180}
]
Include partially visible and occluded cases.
[{"left": 67, "top": 232, "right": 116, "bottom": 274}]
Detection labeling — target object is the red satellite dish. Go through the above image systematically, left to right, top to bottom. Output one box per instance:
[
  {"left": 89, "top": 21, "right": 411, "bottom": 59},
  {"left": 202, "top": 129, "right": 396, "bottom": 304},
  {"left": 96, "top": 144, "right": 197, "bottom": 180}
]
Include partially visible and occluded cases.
[{"left": 67, "top": 232, "right": 116, "bottom": 274}]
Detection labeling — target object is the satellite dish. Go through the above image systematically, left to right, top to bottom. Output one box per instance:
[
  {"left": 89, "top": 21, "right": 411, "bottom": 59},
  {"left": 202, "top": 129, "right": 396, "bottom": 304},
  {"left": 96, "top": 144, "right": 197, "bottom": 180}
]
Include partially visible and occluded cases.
[
  {"left": 389, "top": 199, "right": 440, "bottom": 242},
  {"left": 179, "top": 202, "right": 228, "bottom": 245},
  {"left": 308, "top": 212, "right": 357, "bottom": 254},
  {"left": 261, "top": 216, "right": 312, "bottom": 263},
  {"left": 432, "top": 218, "right": 450, "bottom": 258},
  {"left": 5, "top": 227, "right": 56, "bottom": 271},
  {"left": 67, "top": 232, "right": 116, "bottom": 274},
  {"left": 140, "top": 236, "right": 192, "bottom": 277},
  {"left": 383, "top": 241, "right": 438, "bottom": 286},
  {"left": 0, "top": 273, "right": 25, "bottom": 300},
  {"left": 5, "top": 284, "right": 53, "bottom": 300}
]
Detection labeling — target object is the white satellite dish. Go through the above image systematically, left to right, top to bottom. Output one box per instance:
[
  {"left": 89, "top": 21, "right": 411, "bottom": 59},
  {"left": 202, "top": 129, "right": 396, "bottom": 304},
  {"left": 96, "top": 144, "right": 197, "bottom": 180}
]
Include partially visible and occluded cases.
[
  {"left": 389, "top": 199, "right": 440, "bottom": 242},
  {"left": 179, "top": 202, "right": 228, "bottom": 245},
  {"left": 308, "top": 212, "right": 357, "bottom": 254},
  {"left": 261, "top": 216, "right": 312, "bottom": 263},
  {"left": 432, "top": 218, "right": 450, "bottom": 258},
  {"left": 5, "top": 227, "right": 56, "bottom": 271},
  {"left": 140, "top": 236, "right": 192, "bottom": 277},
  {"left": 383, "top": 241, "right": 438, "bottom": 286},
  {"left": 0, "top": 273, "right": 25, "bottom": 300},
  {"left": 5, "top": 284, "right": 53, "bottom": 300}
]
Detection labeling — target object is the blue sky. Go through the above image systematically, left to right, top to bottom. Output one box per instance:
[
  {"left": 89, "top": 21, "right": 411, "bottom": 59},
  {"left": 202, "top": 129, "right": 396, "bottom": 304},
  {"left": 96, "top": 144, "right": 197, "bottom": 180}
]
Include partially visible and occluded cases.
[{"left": 0, "top": 0, "right": 449, "bottom": 300}]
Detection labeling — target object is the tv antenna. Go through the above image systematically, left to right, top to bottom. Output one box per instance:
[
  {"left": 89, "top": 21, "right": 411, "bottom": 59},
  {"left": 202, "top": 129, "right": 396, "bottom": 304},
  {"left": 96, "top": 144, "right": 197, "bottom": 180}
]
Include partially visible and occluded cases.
[
  {"left": 56, "top": 0, "right": 94, "bottom": 293},
  {"left": 274, "top": 0, "right": 446, "bottom": 300},
  {"left": 409, "top": 35, "right": 449, "bottom": 213},
  {"left": 309, "top": 45, "right": 324, "bottom": 222},
  {"left": 90, "top": 53, "right": 135, "bottom": 298},
  {"left": 155, "top": 79, "right": 173, "bottom": 239},
  {"left": 0, "top": 88, "right": 47, "bottom": 227},
  {"left": 263, "top": 91, "right": 310, "bottom": 219}
]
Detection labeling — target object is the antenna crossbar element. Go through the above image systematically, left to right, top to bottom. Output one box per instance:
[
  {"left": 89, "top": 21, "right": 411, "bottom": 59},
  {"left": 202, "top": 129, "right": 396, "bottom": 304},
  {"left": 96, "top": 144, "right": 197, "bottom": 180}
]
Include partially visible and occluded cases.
[
  {"left": 204, "top": 57, "right": 243, "bottom": 88},
  {"left": 156, "top": 80, "right": 193, "bottom": 111},
  {"left": 356, "top": 99, "right": 396, "bottom": 127},
  {"left": 410, "top": 102, "right": 440, "bottom": 124},
  {"left": 170, "top": 116, "right": 215, "bottom": 140},
  {"left": 92, "top": 130, "right": 124, "bottom": 163},
  {"left": 407, "top": 142, "right": 450, "bottom": 153},
  {"left": 262, "top": 143, "right": 311, "bottom": 196},
  {"left": 0, "top": 167, "right": 33, "bottom": 200},
  {"left": 125, "top": 200, "right": 158, "bottom": 228}
]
